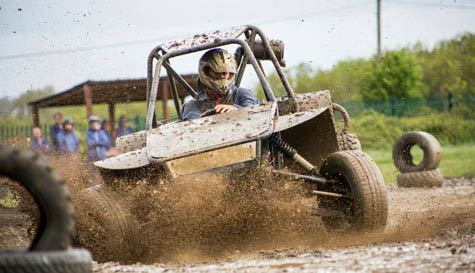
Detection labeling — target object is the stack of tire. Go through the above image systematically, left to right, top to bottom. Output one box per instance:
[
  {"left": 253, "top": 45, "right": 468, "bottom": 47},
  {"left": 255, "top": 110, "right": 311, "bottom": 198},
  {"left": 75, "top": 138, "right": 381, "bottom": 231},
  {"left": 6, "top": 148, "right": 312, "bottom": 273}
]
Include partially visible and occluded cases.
[
  {"left": 392, "top": 131, "right": 443, "bottom": 187},
  {"left": 0, "top": 145, "right": 92, "bottom": 273}
]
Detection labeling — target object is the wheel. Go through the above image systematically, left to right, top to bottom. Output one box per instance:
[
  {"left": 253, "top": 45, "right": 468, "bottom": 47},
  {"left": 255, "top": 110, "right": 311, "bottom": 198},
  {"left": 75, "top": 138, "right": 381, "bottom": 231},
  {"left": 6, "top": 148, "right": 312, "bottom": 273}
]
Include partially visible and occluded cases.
[
  {"left": 393, "top": 131, "right": 441, "bottom": 173},
  {"left": 337, "top": 133, "right": 362, "bottom": 151},
  {"left": 0, "top": 145, "right": 74, "bottom": 251},
  {"left": 318, "top": 151, "right": 388, "bottom": 232},
  {"left": 397, "top": 169, "right": 443, "bottom": 188},
  {"left": 75, "top": 184, "right": 131, "bottom": 262},
  {"left": 0, "top": 248, "right": 92, "bottom": 273}
]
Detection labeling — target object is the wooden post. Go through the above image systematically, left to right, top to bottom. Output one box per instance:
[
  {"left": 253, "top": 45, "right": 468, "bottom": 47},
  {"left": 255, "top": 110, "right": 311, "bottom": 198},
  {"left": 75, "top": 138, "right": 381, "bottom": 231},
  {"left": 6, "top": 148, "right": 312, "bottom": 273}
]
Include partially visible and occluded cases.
[
  {"left": 376, "top": 0, "right": 382, "bottom": 65},
  {"left": 162, "top": 81, "right": 169, "bottom": 122},
  {"left": 84, "top": 84, "right": 94, "bottom": 118},
  {"left": 108, "top": 102, "right": 116, "bottom": 144},
  {"left": 32, "top": 105, "right": 40, "bottom": 127}
]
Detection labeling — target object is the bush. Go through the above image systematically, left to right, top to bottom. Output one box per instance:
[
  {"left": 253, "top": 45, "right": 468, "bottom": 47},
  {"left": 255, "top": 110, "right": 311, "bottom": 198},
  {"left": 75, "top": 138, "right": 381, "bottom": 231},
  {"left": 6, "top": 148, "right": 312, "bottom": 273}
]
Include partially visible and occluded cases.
[{"left": 350, "top": 110, "right": 475, "bottom": 150}]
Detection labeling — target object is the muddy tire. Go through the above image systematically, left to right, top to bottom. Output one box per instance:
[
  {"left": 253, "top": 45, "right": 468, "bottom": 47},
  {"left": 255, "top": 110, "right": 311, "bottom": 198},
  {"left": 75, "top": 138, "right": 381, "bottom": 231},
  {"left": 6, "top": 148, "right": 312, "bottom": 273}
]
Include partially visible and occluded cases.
[
  {"left": 393, "top": 131, "right": 441, "bottom": 173},
  {"left": 337, "top": 133, "right": 362, "bottom": 151},
  {"left": 0, "top": 145, "right": 74, "bottom": 251},
  {"left": 319, "top": 151, "right": 388, "bottom": 232},
  {"left": 397, "top": 169, "right": 443, "bottom": 188},
  {"left": 75, "top": 184, "right": 131, "bottom": 261},
  {"left": 0, "top": 248, "right": 92, "bottom": 273}
]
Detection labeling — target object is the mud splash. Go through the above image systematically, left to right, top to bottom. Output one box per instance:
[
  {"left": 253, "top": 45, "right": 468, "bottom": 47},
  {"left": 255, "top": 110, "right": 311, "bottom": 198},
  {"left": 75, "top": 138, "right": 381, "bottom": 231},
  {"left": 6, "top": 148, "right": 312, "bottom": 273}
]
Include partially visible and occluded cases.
[
  {"left": 3, "top": 154, "right": 474, "bottom": 266},
  {"left": 69, "top": 157, "right": 475, "bottom": 264}
]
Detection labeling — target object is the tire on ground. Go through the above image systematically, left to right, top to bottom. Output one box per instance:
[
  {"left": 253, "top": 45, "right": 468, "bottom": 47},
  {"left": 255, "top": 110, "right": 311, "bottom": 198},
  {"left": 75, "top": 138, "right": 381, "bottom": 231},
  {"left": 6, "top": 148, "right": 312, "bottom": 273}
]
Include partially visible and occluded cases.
[
  {"left": 393, "top": 131, "right": 441, "bottom": 173},
  {"left": 337, "top": 133, "right": 362, "bottom": 151},
  {"left": 0, "top": 145, "right": 74, "bottom": 251},
  {"left": 319, "top": 151, "right": 388, "bottom": 232},
  {"left": 397, "top": 169, "right": 443, "bottom": 188},
  {"left": 75, "top": 184, "right": 131, "bottom": 262},
  {"left": 0, "top": 248, "right": 92, "bottom": 273}
]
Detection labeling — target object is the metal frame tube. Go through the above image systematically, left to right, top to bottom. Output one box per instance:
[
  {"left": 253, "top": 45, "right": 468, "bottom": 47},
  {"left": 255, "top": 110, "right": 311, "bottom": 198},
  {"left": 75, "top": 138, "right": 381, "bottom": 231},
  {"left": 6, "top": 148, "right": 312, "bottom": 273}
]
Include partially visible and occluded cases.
[{"left": 146, "top": 38, "right": 275, "bottom": 131}]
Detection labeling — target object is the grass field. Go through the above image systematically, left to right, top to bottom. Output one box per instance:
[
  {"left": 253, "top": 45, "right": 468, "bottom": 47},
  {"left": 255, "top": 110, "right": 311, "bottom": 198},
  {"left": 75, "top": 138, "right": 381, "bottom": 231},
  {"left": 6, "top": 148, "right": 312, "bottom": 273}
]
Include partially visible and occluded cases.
[{"left": 366, "top": 143, "right": 475, "bottom": 184}]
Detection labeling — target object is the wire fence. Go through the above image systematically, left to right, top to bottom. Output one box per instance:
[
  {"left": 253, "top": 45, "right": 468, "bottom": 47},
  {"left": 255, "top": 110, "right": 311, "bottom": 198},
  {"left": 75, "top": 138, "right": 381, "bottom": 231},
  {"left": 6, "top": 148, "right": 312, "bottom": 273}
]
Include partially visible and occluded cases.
[{"left": 1, "top": 94, "right": 474, "bottom": 140}]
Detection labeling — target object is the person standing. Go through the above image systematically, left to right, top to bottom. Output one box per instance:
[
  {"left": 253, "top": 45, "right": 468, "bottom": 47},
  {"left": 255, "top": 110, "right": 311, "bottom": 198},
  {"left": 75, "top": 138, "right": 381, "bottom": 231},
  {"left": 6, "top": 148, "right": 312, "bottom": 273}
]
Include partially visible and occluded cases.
[
  {"left": 49, "top": 112, "right": 63, "bottom": 152},
  {"left": 86, "top": 116, "right": 111, "bottom": 163},
  {"left": 116, "top": 116, "right": 134, "bottom": 137},
  {"left": 57, "top": 118, "right": 80, "bottom": 157},
  {"left": 31, "top": 127, "right": 50, "bottom": 156}
]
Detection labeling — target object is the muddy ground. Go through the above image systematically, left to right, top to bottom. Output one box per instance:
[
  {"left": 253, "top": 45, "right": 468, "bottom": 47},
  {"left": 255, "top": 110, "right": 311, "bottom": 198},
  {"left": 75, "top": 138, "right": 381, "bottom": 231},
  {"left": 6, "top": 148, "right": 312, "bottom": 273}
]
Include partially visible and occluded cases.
[{"left": 2, "top": 177, "right": 475, "bottom": 272}]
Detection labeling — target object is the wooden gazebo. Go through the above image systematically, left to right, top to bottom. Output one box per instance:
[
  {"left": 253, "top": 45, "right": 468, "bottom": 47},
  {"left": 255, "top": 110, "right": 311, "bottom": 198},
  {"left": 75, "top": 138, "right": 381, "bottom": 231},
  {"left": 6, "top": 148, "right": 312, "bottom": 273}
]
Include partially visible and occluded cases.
[{"left": 28, "top": 75, "right": 198, "bottom": 140}]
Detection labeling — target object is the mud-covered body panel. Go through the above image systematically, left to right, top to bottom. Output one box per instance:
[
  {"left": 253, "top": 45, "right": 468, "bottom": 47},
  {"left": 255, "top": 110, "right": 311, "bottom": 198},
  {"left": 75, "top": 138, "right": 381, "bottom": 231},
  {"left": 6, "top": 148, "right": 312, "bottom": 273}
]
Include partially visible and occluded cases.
[{"left": 95, "top": 90, "right": 338, "bottom": 174}]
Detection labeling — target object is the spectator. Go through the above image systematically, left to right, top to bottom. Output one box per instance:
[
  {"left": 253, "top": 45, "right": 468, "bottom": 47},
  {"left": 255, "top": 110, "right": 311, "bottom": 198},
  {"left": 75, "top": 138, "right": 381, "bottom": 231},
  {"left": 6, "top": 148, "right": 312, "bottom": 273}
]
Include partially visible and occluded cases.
[
  {"left": 49, "top": 112, "right": 63, "bottom": 152},
  {"left": 86, "top": 116, "right": 111, "bottom": 163},
  {"left": 116, "top": 116, "right": 134, "bottom": 137},
  {"left": 57, "top": 118, "right": 80, "bottom": 156},
  {"left": 101, "top": 119, "right": 112, "bottom": 141},
  {"left": 31, "top": 127, "right": 50, "bottom": 156}
]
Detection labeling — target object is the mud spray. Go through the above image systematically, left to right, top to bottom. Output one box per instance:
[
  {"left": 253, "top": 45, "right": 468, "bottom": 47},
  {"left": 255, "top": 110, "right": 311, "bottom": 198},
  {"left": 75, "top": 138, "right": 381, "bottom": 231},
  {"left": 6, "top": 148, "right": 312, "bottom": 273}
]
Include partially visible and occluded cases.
[{"left": 32, "top": 157, "right": 475, "bottom": 264}]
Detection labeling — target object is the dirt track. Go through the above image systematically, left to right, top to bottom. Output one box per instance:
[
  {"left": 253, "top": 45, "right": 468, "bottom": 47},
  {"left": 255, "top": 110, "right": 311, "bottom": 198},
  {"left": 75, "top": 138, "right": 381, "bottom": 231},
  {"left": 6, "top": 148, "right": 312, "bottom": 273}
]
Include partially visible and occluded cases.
[
  {"left": 2, "top": 178, "right": 475, "bottom": 272},
  {"left": 91, "top": 178, "right": 475, "bottom": 272}
]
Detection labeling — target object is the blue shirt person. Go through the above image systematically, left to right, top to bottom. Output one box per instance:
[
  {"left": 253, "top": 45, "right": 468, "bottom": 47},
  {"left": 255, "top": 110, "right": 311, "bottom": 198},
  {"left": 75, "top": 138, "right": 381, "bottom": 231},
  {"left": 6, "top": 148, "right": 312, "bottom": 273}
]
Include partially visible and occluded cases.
[
  {"left": 49, "top": 112, "right": 63, "bottom": 152},
  {"left": 86, "top": 116, "right": 111, "bottom": 162},
  {"left": 116, "top": 116, "right": 134, "bottom": 137},
  {"left": 57, "top": 118, "right": 80, "bottom": 156},
  {"left": 31, "top": 127, "right": 50, "bottom": 156}
]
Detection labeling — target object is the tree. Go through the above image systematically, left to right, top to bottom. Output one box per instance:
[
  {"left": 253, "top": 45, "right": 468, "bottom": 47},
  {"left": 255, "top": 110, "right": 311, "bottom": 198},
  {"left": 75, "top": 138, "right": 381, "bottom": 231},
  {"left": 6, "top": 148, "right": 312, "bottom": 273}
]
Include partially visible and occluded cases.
[
  {"left": 414, "top": 33, "right": 475, "bottom": 99},
  {"left": 360, "top": 49, "right": 426, "bottom": 102},
  {"left": 1, "top": 86, "right": 55, "bottom": 119}
]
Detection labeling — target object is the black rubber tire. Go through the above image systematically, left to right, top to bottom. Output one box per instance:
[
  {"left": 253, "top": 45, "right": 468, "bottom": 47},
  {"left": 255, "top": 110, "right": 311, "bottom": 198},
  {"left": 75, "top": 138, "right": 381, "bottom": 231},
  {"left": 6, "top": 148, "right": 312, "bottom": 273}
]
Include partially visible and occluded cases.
[
  {"left": 393, "top": 131, "right": 441, "bottom": 173},
  {"left": 337, "top": 133, "right": 362, "bottom": 151},
  {"left": 0, "top": 145, "right": 74, "bottom": 251},
  {"left": 319, "top": 151, "right": 388, "bottom": 232},
  {"left": 397, "top": 169, "right": 443, "bottom": 188},
  {"left": 75, "top": 184, "right": 131, "bottom": 261},
  {"left": 0, "top": 248, "right": 92, "bottom": 273}
]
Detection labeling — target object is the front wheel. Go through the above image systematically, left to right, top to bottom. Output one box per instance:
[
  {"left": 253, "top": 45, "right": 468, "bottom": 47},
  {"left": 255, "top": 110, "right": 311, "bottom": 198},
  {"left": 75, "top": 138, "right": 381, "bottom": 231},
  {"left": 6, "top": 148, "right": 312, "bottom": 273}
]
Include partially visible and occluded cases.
[{"left": 318, "top": 151, "right": 388, "bottom": 232}]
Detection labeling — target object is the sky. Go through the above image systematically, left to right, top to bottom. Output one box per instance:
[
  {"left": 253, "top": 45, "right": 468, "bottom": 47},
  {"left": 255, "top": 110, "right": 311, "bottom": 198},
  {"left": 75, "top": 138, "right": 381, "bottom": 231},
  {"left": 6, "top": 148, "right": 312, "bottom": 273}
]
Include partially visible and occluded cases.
[{"left": 0, "top": 0, "right": 474, "bottom": 99}]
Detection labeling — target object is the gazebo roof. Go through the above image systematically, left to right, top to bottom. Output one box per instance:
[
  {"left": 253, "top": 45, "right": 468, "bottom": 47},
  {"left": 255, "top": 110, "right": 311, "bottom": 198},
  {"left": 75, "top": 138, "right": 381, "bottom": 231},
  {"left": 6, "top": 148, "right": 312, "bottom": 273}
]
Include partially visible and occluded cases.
[{"left": 28, "top": 74, "right": 198, "bottom": 108}]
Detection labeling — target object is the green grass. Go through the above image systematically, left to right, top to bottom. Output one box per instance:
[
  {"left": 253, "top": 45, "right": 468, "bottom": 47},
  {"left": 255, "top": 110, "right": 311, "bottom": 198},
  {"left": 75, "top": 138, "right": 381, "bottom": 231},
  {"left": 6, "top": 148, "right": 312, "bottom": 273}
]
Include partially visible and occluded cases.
[{"left": 365, "top": 143, "right": 475, "bottom": 184}]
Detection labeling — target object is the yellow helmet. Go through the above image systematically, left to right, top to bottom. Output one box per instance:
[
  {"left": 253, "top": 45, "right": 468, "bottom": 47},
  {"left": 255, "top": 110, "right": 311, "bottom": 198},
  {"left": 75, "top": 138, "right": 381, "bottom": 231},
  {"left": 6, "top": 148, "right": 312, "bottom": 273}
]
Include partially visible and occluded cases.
[{"left": 198, "top": 48, "right": 237, "bottom": 95}]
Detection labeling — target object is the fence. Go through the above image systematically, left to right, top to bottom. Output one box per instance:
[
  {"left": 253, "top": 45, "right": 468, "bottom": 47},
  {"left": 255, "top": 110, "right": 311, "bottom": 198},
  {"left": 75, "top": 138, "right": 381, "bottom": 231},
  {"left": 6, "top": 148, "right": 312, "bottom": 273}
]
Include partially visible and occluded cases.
[
  {"left": 339, "top": 93, "right": 475, "bottom": 117},
  {"left": 1, "top": 95, "right": 474, "bottom": 140}
]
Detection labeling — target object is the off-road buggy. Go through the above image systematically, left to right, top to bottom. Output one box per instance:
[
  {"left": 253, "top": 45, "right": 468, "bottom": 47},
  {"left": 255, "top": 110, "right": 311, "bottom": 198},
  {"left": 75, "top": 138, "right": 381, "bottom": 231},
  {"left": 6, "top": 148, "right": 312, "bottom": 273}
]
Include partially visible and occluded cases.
[{"left": 90, "top": 25, "right": 388, "bottom": 241}]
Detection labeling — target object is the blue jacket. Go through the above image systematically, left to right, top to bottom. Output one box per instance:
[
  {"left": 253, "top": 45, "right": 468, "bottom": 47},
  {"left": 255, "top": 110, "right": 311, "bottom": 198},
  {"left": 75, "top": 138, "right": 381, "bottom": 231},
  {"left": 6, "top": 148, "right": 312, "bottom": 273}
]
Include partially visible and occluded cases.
[
  {"left": 181, "top": 86, "right": 259, "bottom": 120},
  {"left": 49, "top": 124, "right": 62, "bottom": 151},
  {"left": 116, "top": 127, "right": 134, "bottom": 138},
  {"left": 86, "top": 129, "right": 111, "bottom": 162},
  {"left": 57, "top": 131, "right": 80, "bottom": 155},
  {"left": 31, "top": 138, "right": 50, "bottom": 155}
]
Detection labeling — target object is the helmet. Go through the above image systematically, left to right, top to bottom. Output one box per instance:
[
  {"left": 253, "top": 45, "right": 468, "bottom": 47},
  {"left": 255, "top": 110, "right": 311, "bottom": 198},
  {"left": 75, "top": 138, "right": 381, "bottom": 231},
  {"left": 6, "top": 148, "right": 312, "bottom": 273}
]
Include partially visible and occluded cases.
[
  {"left": 198, "top": 48, "right": 237, "bottom": 96},
  {"left": 88, "top": 115, "right": 100, "bottom": 124},
  {"left": 62, "top": 118, "right": 73, "bottom": 127}
]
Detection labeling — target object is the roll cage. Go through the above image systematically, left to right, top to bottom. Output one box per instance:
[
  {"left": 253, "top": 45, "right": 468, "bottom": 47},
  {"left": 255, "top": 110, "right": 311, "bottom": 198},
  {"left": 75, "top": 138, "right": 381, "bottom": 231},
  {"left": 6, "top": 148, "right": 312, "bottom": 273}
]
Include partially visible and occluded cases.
[{"left": 145, "top": 25, "right": 299, "bottom": 131}]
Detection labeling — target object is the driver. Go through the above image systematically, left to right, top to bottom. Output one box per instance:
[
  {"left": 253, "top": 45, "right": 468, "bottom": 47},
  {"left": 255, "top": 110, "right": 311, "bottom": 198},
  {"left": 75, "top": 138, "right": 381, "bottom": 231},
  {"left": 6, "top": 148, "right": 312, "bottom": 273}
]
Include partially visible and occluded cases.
[{"left": 181, "top": 48, "right": 259, "bottom": 120}]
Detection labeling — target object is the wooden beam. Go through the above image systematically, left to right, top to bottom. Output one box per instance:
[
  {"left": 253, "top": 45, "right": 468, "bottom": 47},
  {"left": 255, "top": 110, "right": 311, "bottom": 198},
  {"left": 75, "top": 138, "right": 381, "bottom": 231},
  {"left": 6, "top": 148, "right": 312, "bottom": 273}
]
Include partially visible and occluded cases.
[
  {"left": 84, "top": 84, "right": 94, "bottom": 118},
  {"left": 108, "top": 102, "right": 116, "bottom": 144},
  {"left": 32, "top": 105, "right": 40, "bottom": 127}
]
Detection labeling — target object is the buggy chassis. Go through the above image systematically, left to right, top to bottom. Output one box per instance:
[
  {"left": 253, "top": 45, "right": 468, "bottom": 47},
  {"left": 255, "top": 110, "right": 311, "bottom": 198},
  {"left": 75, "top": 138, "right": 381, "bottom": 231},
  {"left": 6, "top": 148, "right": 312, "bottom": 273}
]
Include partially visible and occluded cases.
[{"left": 94, "top": 25, "right": 388, "bottom": 232}]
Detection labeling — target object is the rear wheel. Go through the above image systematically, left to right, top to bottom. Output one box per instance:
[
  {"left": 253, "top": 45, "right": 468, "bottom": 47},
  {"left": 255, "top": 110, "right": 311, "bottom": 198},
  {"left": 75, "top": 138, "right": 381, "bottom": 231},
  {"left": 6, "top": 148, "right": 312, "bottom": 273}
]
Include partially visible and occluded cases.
[
  {"left": 318, "top": 151, "right": 388, "bottom": 232},
  {"left": 75, "top": 184, "right": 132, "bottom": 262}
]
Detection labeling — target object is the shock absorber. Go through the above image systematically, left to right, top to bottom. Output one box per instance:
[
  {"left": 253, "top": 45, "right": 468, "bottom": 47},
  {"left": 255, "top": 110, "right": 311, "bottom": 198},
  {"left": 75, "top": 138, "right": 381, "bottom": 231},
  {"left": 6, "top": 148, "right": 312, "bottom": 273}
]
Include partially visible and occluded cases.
[{"left": 268, "top": 134, "right": 319, "bottom": 175}]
